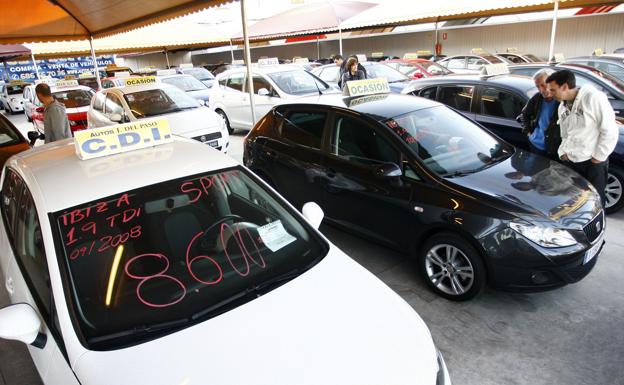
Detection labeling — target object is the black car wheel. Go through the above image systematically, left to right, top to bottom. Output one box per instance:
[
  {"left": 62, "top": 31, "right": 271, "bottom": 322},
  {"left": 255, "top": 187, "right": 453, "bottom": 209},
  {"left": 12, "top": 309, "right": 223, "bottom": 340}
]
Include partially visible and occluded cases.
[
  {"left": 216, "top": 109, "right": 233, "bottom": 135},
  {"left": 605, "top": 166, "right": 624, "bottom": 214},
  {"left": 419, "top": 232, "right": 486, "bottom": 301}
]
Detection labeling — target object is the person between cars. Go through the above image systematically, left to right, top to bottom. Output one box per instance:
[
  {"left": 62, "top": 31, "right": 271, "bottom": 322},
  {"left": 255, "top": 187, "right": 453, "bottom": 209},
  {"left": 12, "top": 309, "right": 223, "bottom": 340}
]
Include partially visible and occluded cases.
[
  {"left": 333, "top": 54, "right": 344, "bottom": 68},
  {"left": 338, "top": 55, "right": 367, "bottom": 88},
  {"left": 340, "top": 57, "right": 367, "bottom": 92},
  {"left": 520, "top": 68, "right": 561, "bottom": 159},
  {"left": 546, "top": 69, "right": 619, "bottom": 206},
  {"left": 35, "top": 83, "right": 72, "bottom": 144}
]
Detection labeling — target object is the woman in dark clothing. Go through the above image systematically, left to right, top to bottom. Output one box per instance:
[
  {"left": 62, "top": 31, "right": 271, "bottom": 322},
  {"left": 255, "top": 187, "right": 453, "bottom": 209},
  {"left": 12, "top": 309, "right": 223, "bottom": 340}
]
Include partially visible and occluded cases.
[{"left": 340, "top": 57, "right": 366, "bottom": 92}]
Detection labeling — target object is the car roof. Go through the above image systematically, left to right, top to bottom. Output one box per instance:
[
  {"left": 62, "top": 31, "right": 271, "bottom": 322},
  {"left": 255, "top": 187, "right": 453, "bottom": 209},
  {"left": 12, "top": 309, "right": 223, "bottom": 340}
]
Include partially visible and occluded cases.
[
  {"left": 567, "top": 56, "right": 624, "bottom": 63},
  {"left": 217, "top": 64, "right": 307, "bottom": 78},
  {"left": 157, "top": 74, "right": 194, "bottom": 80},
  {"left": 405, "top": 74, "right": 536, "bottom": 92},
  {"left": 278, "top": 92, "right": 441, "bottom": 121},
  {"left": 7, "top": 137, "right": 238, "bottom": 213}
]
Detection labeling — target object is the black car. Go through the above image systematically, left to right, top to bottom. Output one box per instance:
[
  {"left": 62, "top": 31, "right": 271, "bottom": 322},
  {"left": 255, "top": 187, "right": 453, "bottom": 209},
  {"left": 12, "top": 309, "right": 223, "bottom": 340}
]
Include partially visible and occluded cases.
[
  {"left": 312, "top": 62, "right": 411, "bottom": 93},
  {"left": 403, "top": 73, "right": 624, "bottom": 214},
  {"left": 244, "top": 92, "right": 605, "bottom": 301}
]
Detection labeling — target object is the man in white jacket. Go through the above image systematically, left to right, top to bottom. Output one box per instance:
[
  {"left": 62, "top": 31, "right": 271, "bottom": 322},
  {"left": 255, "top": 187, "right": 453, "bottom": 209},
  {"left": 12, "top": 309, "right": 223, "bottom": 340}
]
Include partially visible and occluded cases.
[{"left": 546, "top": 69, "right": 619, "bottom": 206}]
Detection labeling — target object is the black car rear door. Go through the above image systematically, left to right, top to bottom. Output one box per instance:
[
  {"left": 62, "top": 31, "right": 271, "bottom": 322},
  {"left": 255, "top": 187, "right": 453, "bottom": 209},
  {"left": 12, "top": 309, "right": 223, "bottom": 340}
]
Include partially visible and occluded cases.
[
  {"left": 436, "top": 84, "right": 477, "bottom": 121},
  {"left": 473, "top": 85, "right": 527, "bottom": 148}
]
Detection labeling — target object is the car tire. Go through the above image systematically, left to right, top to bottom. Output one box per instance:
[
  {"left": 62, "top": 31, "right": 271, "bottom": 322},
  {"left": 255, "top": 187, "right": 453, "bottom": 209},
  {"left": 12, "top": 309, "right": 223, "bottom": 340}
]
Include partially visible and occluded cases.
[
  {"left": 216, "top": 109, "right": 233, "bottom": 135},
  {"left": 605, "top": 166, "right": 624, "bottom": 214},
  {"left": 418, "top": 232, "right": 486, "bottom": 301}
]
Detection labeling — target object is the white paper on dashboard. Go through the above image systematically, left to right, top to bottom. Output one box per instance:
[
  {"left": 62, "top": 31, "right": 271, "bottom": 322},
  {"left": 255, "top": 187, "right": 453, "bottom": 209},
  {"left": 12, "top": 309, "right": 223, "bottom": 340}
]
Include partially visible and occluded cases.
[{"left": 257, "top": 220, "right": 296, "bottom": 252}]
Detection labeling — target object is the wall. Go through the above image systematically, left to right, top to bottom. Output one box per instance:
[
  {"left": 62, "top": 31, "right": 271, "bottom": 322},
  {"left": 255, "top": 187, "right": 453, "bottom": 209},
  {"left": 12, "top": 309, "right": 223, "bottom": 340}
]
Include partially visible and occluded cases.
[
  {"left": 190, "top": 12, "right": 624, "bottom": 65},
  {"left": 117, "top": 51, "right": 193, "bottom": 70}
]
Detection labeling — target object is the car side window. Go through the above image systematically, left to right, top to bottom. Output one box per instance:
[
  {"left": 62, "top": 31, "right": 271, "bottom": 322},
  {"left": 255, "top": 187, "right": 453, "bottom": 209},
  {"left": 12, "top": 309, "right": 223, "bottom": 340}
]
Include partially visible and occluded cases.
[
  {"left": 467, "top": 57, "right": 487, "bottom": 70},
  {"left": 446, "top": 58, "right": 466, "bottom": 70},
  {"left": 226, "top": 73, "right": 245, "bottom": 92},
  {"left": 252, "top": 75, "right": 274, "bottom": 95},
  {"left": 218, "top": 76, "right": 227, "bottom": 88},
  {"left": 419, "top": 86, "right": 438, "bottom": 100},
  {"left": 438, "top": 86, "right": 474, "bottom": 112},
  {"left": 480, "top": 87, "right": 526, "bottom": 119},
  {"left": 93, "top": 92, "right": 105, "bottom": 112},
  {"left": 104, "top": 93, "right": 124, "bottom": 116},
  {"left": 279, "top": 110, "right": 326, "bottom": 149},
  {"left": 331, "top": 114, "right": 399, "bottom": 166},
  {"left": 1, "top": 169, "right": 24, "bottom": 236}
]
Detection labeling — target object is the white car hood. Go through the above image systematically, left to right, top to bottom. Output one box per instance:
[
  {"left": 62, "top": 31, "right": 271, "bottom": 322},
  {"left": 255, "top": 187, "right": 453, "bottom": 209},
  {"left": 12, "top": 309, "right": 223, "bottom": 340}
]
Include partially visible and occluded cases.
[
  {"left": 162, "top": 106, "right": 222, "bottom": 136},
  {"left": 73, "top": 246, "right": 438, "bottom": 385}
]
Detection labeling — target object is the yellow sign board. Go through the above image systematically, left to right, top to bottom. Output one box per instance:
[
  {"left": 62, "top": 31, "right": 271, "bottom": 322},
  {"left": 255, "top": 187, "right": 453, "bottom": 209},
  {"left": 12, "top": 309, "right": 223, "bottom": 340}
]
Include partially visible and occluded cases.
[
  {"left": 593, "top": 48, "right": 603, "bottom": 56},
  {"left": 371, "top": 52, "right": 384, "bottom": 58},
  {"left": 403, "top": 53, "right": 420, "bottom": 60},
  {"left": 481, "top": 63, "right": 509, "bottom": 76},
  {"left": 123, "top": 76, "right": 157, "bottom": 87},
  {"left": 345, "top": 77, "right": 390, "bottom": 97},
  {"left": 55, "top": 79, "right": 79, "bottom": 88},
  {"left": 74, "top": 118, "right": 173, "bottom": 160}
]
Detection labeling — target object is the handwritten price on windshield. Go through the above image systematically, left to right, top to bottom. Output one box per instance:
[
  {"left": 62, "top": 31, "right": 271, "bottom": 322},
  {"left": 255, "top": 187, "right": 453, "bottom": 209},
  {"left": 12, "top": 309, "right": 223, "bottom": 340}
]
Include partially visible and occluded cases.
[{"left": 124, "top": 223, "right": 266, "bottom": 308}]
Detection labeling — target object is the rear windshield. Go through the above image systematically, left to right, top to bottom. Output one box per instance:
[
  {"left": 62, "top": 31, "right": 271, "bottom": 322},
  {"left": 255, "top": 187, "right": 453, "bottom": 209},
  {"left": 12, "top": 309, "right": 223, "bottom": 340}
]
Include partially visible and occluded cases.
[
  {"left": 123, "top": 87, "right": 199, "bottom": 118},
  {"left": 53, "top": 89, "right": 94, "bottom": 108},
  {"left": 52, "top": 167, "right": 328, "bottom": 350}
]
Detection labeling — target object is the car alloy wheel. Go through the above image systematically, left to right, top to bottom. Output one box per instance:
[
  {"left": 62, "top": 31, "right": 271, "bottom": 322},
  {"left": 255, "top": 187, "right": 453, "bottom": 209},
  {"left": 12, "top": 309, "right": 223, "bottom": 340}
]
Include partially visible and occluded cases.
[
  {"left": 605, "top": 167, "right": 624, "bottom": 214},
  {"left": 419, "top": 232, "right": 486, "bottom": 301}
]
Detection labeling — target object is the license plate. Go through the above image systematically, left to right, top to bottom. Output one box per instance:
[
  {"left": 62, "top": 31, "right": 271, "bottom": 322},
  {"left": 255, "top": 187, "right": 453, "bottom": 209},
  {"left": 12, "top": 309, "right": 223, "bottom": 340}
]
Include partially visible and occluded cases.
[
  {"left": 208, "top": 140, "right": 218, "bottom": 147},
  {"left": 583, "top": 236, "right": 603, "bottom": 265}
]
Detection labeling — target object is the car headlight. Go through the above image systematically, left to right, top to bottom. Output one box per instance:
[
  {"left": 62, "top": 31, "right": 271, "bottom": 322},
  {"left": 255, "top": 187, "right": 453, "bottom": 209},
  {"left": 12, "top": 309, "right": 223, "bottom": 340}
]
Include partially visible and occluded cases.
[{"left": 510, "top": 221, "right": 576, "bottom": 248}]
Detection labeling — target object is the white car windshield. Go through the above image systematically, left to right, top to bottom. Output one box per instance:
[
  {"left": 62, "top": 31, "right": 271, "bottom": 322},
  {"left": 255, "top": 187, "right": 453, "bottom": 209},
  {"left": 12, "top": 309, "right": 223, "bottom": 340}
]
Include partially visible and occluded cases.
[
  {"left": 183, "top": 68, "right": 214, "bottom": 81},
  {"left": 267, "top": 70, "right": 330, "bottom": 95},
  {"left": 161, "top": 76, "right": 207, "bottom": 92},
  {"left": 123, "top": 87, "right": 199, "bottom": 118},
  {"left": 385, "top": 106, "right": 513, "bottom": 176},
  {"left": 52, "top": 167, "right": 328, "bottom": 350}
]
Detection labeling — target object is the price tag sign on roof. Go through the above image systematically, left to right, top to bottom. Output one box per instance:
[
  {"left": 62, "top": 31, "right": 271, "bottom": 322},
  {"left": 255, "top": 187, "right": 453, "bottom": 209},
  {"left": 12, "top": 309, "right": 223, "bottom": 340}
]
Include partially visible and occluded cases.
[{"left": 345, "top": 77, "right": 390, "bottom": 97}]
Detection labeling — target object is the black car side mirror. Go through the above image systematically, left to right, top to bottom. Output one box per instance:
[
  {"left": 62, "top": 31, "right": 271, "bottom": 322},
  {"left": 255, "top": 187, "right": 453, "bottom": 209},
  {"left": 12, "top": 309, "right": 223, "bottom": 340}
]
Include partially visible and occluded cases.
[
  {"left": 27, "top": 131, "right": 43, "bottom": 145},
  {"left": 373, "top": 162, "right": 402, "bottom": 178}
]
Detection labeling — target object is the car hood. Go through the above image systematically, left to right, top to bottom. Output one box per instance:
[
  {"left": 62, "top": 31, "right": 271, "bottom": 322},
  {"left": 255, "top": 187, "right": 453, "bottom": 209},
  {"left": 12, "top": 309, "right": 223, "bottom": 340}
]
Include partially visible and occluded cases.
[
  {"left": 162, "top": 106, "right": 222, "bottom": 136},
  {"left": 445, "top": 150, "right": 601, "bottom": 227},
  {"left": 72, "top": 247, "right": 438, "bottom": 385}
]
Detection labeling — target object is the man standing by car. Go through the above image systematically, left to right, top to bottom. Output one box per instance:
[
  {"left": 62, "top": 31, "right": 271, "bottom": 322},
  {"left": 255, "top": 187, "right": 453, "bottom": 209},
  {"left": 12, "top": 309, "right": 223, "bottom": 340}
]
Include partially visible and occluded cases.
[
  {"left": 520, "top": 68, "right": 561, "bottom": 159},
  {"left": 547, "top": 69, "right": 619, "bottom": 206},
  {"left": 35, "top": 83, "right": 72, "bottom": 144}
]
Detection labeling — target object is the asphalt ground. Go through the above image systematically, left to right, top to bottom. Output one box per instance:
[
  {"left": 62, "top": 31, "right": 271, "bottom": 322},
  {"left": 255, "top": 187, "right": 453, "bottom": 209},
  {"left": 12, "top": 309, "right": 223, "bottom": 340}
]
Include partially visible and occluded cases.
[{"left": 1, "top": 111, "right": 623, "bottom": 385}]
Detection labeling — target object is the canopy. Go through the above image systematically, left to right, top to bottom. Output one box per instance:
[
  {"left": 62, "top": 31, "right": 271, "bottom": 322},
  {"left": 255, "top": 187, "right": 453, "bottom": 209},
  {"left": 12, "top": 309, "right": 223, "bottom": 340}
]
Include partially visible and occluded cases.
[
  {"left": 0, "top": 0, "right": 234, "bottom": 44},
  {"left": 232, "top": 0, "right": 377, "bottom": 42},
  {"left": 340, "top": 0, "right": 624, "bottom": 30},
  {"left": 0, "top": 44, "right": 30, "bottom": 59}
]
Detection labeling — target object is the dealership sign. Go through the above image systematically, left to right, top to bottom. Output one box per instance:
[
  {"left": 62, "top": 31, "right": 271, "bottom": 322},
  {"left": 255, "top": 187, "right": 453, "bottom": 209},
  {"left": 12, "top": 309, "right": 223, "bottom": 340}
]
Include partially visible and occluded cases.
[{"left": 0, "top": 55, "right": 115, "bottom": 81}]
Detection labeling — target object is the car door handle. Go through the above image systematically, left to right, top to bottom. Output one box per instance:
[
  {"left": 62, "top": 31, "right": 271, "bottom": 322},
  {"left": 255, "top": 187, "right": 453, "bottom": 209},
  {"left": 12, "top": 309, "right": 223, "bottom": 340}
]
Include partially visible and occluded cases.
[{"left": 5, "top": 277, "right": 14, "bottom": 294}]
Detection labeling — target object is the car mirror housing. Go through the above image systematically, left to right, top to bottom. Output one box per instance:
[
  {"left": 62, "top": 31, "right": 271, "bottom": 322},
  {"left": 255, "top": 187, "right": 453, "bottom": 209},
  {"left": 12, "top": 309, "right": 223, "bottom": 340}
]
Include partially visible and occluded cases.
[
  {"left": 258, "top": 88, "right": 271, "bottom": 96},
  {"left": 109, "top": 113, "right": 123, "bottom": 123},
  {"left": 27, "top": 131, "right": 42, "bottom": 142},
  {"left": 373, "top": 162, "right": 403, "bottom": 178},
  {"left": 302, "top": 202, "right": 324, "bottom": 230},
  {"left": 0, "top": 303, "right": 46, "bottom": 348}
]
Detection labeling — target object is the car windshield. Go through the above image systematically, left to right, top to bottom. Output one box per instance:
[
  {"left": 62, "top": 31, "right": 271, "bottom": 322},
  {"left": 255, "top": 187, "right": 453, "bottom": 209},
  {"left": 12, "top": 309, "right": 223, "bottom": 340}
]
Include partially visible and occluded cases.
[
  {"left": 524, "top": 54, "right": 542, "bottom": 62},
  {"left": 483, "top": 55, "right": 504, "bottom": 64},
  {"left": 419, "top": 61, "right": 451, "bottom": 75},
  {"left": 365, "top": 64, "right": 409, "bottom": 83},
  {"left": 183, "top": 68, "right": 215, "bottom": 81},
  {"left": 268, "top": 70, "right": 330, "bottom": 95},
  {"left": 161, "top": 76, "right": 207, "bottom": 92},
  {"left": 7, "top": 85, "right": 25, "bottom": 95},
  {"left": 123, "top": 87, "right": 199, "bottom": 118},
  {"left": 53, "top": 89, "right": 94, "bottom": 108},
  {"left": 385, "top": 106, "right": 513, "bottom": 176},
  {"left": 52, "top": 167, "right": 328, "bottom": 350}
]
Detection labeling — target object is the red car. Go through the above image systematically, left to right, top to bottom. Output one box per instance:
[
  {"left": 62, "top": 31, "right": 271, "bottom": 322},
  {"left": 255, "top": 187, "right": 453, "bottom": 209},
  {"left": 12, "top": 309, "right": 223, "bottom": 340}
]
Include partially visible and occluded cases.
[
  {"left": 384, "top": 59, "right": 452, "bottom": 79},
  {"left": 32, "top": 83, "right": 95, "bottom": 136}
]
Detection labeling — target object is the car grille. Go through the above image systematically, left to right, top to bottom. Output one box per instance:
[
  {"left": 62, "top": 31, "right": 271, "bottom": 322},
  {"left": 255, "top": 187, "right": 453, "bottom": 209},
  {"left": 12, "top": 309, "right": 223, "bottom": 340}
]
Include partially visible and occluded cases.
[
  {"left": 193, "top": 132, "right": 222, "bottom": 143},
  {"left": 583, "top": 211, "right": 604, "bottom": 244}
]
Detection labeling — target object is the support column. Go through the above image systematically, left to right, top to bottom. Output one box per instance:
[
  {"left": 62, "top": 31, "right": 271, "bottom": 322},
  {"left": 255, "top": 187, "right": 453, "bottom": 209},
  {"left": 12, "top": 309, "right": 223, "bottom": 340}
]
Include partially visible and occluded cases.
[
  {"left": 241, "top": 0, "right": 256, "bottom": 125},
  {"left": 548, "top": 0, "right": 559, "bottom": 63},
  {"left": 89, "top": 35, "right": 102, "bottom": 90}
]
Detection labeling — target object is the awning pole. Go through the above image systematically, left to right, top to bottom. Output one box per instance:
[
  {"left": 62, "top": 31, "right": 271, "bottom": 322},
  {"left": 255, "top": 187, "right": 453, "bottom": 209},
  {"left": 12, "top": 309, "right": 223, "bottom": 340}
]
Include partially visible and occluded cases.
[
  {"left": 241, "top": 0, "right": 256, "bottom": 125},
  {"left": 548, "top": 0, "right": 559, "bottom": 63},
  {"left": 434, "top": 20, "right": 439, "bottom": 60},
  {"left": 338, "top": 22, "right": 343, "bottom": 56},
  {"left": 89, "top": 35, "right": 102, "bottom": 90},
  {"left": 317, "top": 36, "right": 320, "bottom": 60},
  {"left": 230, "top": 39, "right": 235, "bottom": 62},
  {"left": 165, "top": 49, "right": 171, "bottom": 68},
  {"left": 30, "top": 52, "right": 40, "bottom": 80}
]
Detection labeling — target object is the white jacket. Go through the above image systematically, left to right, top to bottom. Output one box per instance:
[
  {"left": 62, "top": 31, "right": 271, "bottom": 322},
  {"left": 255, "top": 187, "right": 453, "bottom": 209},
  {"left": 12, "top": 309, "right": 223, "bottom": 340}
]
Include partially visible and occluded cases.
[{"left": 557, "top": 85, "right": 619, "bottom": 162}]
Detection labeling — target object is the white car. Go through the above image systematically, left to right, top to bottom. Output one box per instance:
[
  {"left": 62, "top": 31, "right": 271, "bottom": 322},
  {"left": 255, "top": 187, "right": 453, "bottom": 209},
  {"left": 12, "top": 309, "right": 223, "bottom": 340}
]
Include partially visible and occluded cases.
[
  {"left": 437, "top": 54, "right": 506, "bottom": 74},
  {"left": 209, "top": 64, "right": 337, "bottom": 133},
  {"left": 156, "top": 73, "right": 211, "bottom": 104},
  {"left": 1, "top": 81, "right": 30, "bottom": 114},
  {"left": 88, "top": 82, "right": 229, "bottom": 152},
  {"left": 0, "top": 129, "right": 450, "bottom": 385}
]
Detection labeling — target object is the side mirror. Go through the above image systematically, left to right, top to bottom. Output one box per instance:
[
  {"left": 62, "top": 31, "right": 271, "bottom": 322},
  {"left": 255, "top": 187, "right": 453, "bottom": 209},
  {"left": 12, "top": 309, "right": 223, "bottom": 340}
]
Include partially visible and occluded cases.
[
  {"left": 413, "top": 71, "right": 424, "bottom": 79},
  {"left": 257, "top": 88, "right": 271, "bottom": 96},
  {"left": 197, "top": 99, "right": 206, "bottom": 106},
  {"left": 109, "top": 113, "right": 123, "bottom": 123},
  {"left": 27, "top": 131, "right": 42, "bottom": 142},
  {"left": 373, "top": 162, "right": 402, "bottom": 178},
  {"left": 302, "top": 202, "right": 324, "bottom": 230},
  {"left": 0, "top": 304, "right": 46, "bottom": 348}
]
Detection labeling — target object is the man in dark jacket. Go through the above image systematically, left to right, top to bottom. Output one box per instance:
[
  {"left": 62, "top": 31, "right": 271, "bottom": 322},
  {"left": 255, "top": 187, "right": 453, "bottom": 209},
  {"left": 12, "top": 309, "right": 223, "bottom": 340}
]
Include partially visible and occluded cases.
[{"left": 520, "top": 68, "right": 561, "bottom": 159}]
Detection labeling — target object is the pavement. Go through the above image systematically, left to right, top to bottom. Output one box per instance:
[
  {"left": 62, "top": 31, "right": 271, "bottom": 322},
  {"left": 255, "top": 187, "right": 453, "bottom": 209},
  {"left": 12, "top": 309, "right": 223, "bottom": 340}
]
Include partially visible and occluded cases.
[{"left": 2, "top": 111, "right": 623, "bottom": 385}]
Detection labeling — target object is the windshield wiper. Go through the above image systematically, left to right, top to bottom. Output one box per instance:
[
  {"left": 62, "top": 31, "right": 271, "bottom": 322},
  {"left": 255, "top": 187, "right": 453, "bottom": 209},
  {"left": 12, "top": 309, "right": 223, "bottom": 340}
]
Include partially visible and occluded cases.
[{"left": 88, "top": 317, "right": 190, "bottom": 344}]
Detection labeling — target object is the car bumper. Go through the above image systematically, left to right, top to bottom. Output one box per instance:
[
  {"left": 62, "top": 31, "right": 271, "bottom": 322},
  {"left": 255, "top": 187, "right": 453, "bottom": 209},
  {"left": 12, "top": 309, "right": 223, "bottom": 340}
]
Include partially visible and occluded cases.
[
  {"left": 8, "top": 102, "right": 24, "bottom": 112},
  {"left": 192, "top": 133, "right": 229, "bottom": 154},
  {"left": 479, "top": 226, "right": 604, "bottom": 291}
]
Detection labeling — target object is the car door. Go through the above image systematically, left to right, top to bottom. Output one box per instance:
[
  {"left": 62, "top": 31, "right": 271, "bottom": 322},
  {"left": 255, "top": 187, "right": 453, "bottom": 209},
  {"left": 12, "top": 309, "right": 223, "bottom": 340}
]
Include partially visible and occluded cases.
[
  {"left": 223, "top": 72, "right": 247, "bottom": 128},
  {"left": 248, "top": 74, "right": 278, "bottom": 128},
  {"left": 436, "top": 84, "right": 477, "bottom": 121},
  {"left": 473, "top": 86, "right": 527, "bottom": 147},
  {"left": 23, "top": 87, "right": 33, "bottom": 118},
  {"left": 87, "top": 91, "right": 108, "bottom": 128},
  {"left": 103, "top": 92, "right": 127, "bottom": 125},
  {"left": 259, "top": 107, "right": 327, "bottom": 209},
  {"left": 319, "top": 112, "right": 414, "bottom": 249},
  {"left": 1, "top": 170, "right": 78, "bottom": 384}
]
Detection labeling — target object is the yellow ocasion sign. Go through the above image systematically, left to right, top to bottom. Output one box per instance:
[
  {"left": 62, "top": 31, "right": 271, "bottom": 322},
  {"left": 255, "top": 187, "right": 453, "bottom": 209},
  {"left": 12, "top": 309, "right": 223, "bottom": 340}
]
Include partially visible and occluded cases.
[
  {"left": 123, "top": 76, "right": 157, "bottom": 87},
  {"left": 345, "top": 77, "right": 390, "bottom": 97},
  {"left": 74, "top": 118, "right": 173, "bottom": 160}
]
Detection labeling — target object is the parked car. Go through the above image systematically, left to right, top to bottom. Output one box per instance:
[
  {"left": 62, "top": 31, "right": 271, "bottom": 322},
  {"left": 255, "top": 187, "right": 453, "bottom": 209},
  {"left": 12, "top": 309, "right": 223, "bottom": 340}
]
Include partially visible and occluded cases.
[
  {"left": 497, "top": 53, "right": 544, "bottom": 64},
  {"left": 437, "top": 54, "right": 506, "bottom": 74},
  {"left": 563, "top": 55, "right": 624, "bottom": 82},
  {"left": 384, "top": 59, "right": 452, "bottom": 79},
  {"left": 312, "top": 62, "right": 411, "bottom": 92},
  {"left": 209, "top": 63, "right": 244, "bottom": 76},
  {"left": 209, "top": 65, "right": 336, "bottom": 133},
  {"left": 177, "top": 66, "right": 216, "bottom": 88},
  {"left": 157, "top": 73, "right": 211, "bottom": 104},
  {"left": 402, "top": 73, "right": 624, "bottom": 213},
  {"left": 0, "top": 80, "right": 30, "bottom": 114},
  {"left": 88, "top": 82, "right": 229, "bottom": 152},
  {"left": 30, "top": 83, "right": 95, "bottom": 136},
  {"left": 244, "top": 92, "right": 605, "bottom": 300},
  {"left": 0, "top": 113, "right": 30, "bottom": 165},
  {"left": 0, "top": 129, "right": 450, "bottom": 385}
]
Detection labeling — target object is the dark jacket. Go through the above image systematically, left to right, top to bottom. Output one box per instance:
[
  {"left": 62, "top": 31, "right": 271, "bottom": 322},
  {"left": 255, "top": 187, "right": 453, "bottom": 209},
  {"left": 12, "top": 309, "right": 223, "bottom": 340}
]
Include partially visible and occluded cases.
[
  {"left": 338, "top": 62, "right": 367, "bottom": 88},
  {"left": 340, "top": 70, "right": 366, "bottom": 91},
  {"left": 520, "top": 93, "right": 561, "bottom": 156}
]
